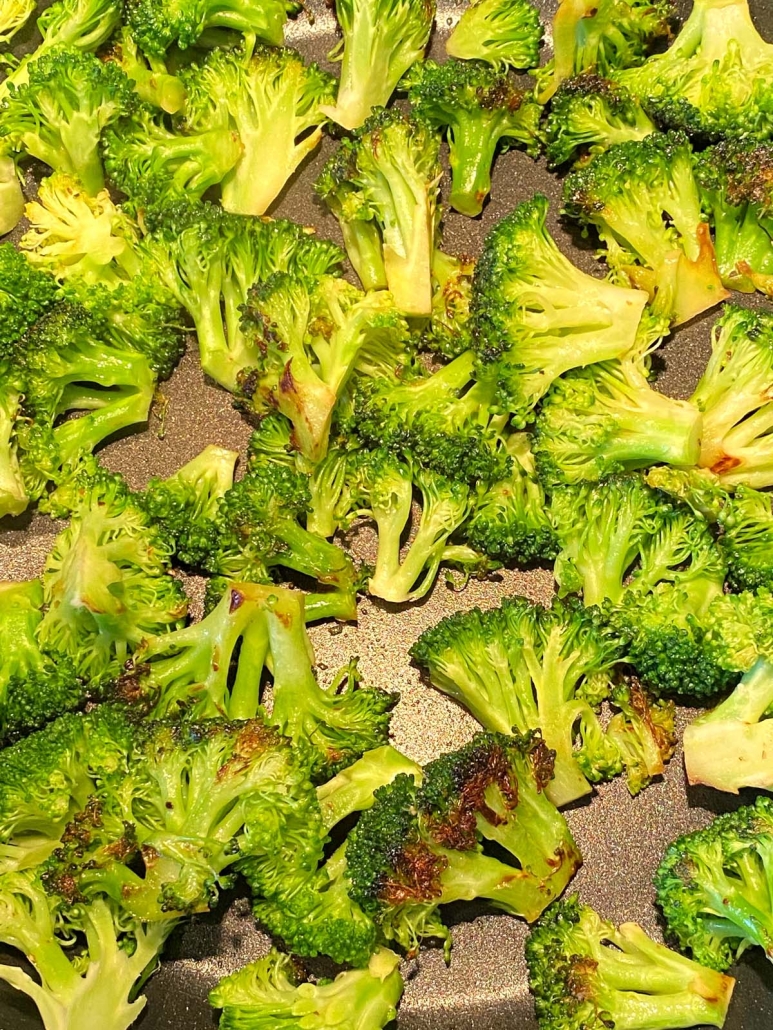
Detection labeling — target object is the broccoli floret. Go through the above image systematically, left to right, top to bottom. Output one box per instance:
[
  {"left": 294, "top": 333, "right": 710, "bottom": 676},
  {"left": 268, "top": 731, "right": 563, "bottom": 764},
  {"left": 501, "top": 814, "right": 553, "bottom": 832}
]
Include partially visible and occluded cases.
[
  {"left": 0, "top": 0, "right": 34, "bottom": 42},
  {"left": 125, "top": 0, "right": 299, "bottom": 55},
  {"left": 320, "top": 0, "right": 434, "bottom": 131},
  {"left": 446, "top": 0, "right": 542, "bottom": 69},
  {"left": 535, "top": 0, "right": 673, "bottom": 103},
  {"left": 616, "top": 0, "right": 773, "bottom": 139},
  {"left": 105, "top": 26, "right": 187, "bottom": 113},
  {"left": 0, "top": 48, "right": 134, "bottom": 195},
  {"left": 404, "top": 59, "right": 540, "bottom": 217},
  {"left": 545, "top": 74, "right": 656, "bottom": 168},
  {"left": 103, "top": 103, "right": 242, "bottom": 207},
  {"left": 317, "top": 109, "right": 441, "bottom": 316},
  {"left": 562, "top": 131, "right": 728, "bottom": 326},
  {"left": 695, "top": 139, "right": 773, "bottom": 295},
  {"left": 471, "top": 194, "right": 649, "bottom": 425},
  {"left": 139, "top": 200, "right": 342, "bottom": 392},
  {"left": 0, "top": 238, "right": 59, "bottom": 352},
  {"left": 424, "top": 250, "right": 475, "bottom": 360},
  {"left": 239, "top": 272, "right": 411, "bottom": 462},
  {"left": 691, "top": 305, "right": 773, "bottom": 486},
  {"left": 345, "top": 352, "right": 509, "bottom": 485},
  {"left": 534, "top": 358, "right": 702, "bottom": 485},
  {"left": 464, "top": 432, "right": 558, "bottom": 564},
  {"left": 141, "top": 445, "right": 238, "bottom": 568},
  {"left": 37, "top": 459, "right": 187, "bottom": 684},
  {"left": 645, "top": 465, "right": 727, "bottom": 521},
  {"left": 0, "top": 580, "right": 86, "bottom": 742},
  {"left": 701, "top": 588, "right": 773, "bottom": 682},
  {"left": 411, "top": 595, "right": 638, "bottom": 807},
  {"left": 683, "top": 657, "right": 773, "bottom": 794},
  {"left": 606, "top": 681, "right": 675, "bottom": 796},
  {"left": 346, "top": 732, "right": 581, "bottom": 954},
  {"left": 655, "top": 795, "right": 773, "bottom": 970},
  {"left": 0, "top": 870, "right": 176, "bottom": 1030},
  {"left": 526, "top": 894, "right": 735, "bottom": 1030},
  {"left": 210, "top": 948, "right": 404, "bottom": 1030}
]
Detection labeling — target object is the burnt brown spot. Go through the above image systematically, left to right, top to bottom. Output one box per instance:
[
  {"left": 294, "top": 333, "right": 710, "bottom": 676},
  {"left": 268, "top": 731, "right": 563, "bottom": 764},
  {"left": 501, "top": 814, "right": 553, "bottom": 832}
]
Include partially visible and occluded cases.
[
  {"left": 711, "top": 454, "right": 742, "bottom": 475},
  {"left": 229, "top": 588, "right": 245, "bottom": 612},
  {"left": 429, "top": 744, "right": 518, "bottom": 851},
  {"left": 380, "top": 842, "right": 447, "bottom": 905},
  {"left": 567, "top": 956, "right": 599, "bottom": 1001}
]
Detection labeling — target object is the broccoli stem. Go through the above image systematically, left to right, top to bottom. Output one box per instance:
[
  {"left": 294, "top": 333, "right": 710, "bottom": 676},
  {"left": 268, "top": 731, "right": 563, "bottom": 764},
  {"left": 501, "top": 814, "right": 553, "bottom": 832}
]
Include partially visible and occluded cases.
[
  {"left": 324, "top": 18, "right": 404, "bottom": 132},
  {"left": 447, "top": 114, "right": 503, "bottom": 217},
  {"left": 58, "top": 122, "right": 104, "bottom": 196},
  {"left": 0, "top": 156, "right": 23, "bottom": 235},
  {"left": 712, "top": 203, "right": 773, "bottom": 293},
  {"left": 339, "top": 217, "right": 387, "bottom": 290},
  {"left": 52, "top": 379, "right": 154, "bottom": 468},
  {"left": 0, "top": 386, "right": 27, "bottom": 519},
  {"left": 273, "top": 517, "right": 353, "bottom": 587},
  {"left": 304, "top": 590, "right": 359, "bottom": 623},
  {"left": 227, "top": 616, "right": 270, "bottom": 720},
  {"left": 317, "top": 745, "right": 421, "bottom": 830},
  {"left": 437, "top": 847, "right": 558, "bottom": 922}
]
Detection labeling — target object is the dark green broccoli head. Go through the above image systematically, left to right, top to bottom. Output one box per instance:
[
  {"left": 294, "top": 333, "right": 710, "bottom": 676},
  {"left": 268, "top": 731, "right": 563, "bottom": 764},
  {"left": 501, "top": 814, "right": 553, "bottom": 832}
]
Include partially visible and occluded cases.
[
  {"left": 446, "top": 0, "right": 543, "bottom": 69},
  {"left": 0, "top": 244, "right": 58, "bottom": 356}
]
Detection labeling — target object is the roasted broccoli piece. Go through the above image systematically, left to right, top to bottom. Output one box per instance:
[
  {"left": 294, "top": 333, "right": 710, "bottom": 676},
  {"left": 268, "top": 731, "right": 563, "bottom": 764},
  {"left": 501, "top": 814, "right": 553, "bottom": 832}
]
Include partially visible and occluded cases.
[
  {"left": 0, "top": 0, "right": 35, "bottom": 43},
  {"left": 125, "top": 0, "right": 299, "bottom": 55},
  {"left": 321, "top": 0, "right": 434, "bottom": 131},
  {"left": 446, "top": 0, "right": 542, "bottom": 69},
  {"left": 535, "top": 0, "right": 673, "bottom": 103},
  {"left": 616, "top": 0, "right": 773, "bottom": 139},
  {"left": 105, "top": 26, "right": 186, "bottom": 113},
  {"left": 180, "top": 45, "right": 336, "bottom": 216},
  {"left": 0, "top": 48, "right": 134, "bottom": 195},
  {"left": 404, "top": 59, "right": 540, "bottom": 217},
  {"left": 545, "top": 74, "right": 656, "bottom": 168},
  {"left": 103, "top": 103, "right": 242, "bottom": 206},
  {"left": 317, "top": 109, "right": 441, "bottom": 316},
  {"left": 562, "top": 131, "right": 728, "bottom": 326},
  {"left": 695, "top": 139, "right": 773, "bottom": 295},
  {"left": 471, "top": 194, "right": 649, "bottom": 425},
  {"left": 139, "top": 200, "right": 342, "bottom": 392},
  {"left": 0, "top": 241, "right": 59, "bottom": 353},
  {"left": 424, "top": 250, "right": 475, "bottom": 360},
  {"left": 239, "top": 272, "right": 412, "bottom": 462},
  {"left": 691, "top": 305, "right": 773, "bottom": 487},
  {"left": 534, "top": 359, "right": 702, "bottom": 485},
  {"left": 0, "top": 362, "right": 28, "bottom": 520},
  {"left": 464, "top": 432, "right": 558, "bottom": 564},
  {"left": 346, "top": 732, "right": 581, "bottom": 954},
  {"left": 655, "top": 795, "right": 773, "bottom": 970},
  {"left": 526, "top": 895, "right": 735, "bottom": 1030}
]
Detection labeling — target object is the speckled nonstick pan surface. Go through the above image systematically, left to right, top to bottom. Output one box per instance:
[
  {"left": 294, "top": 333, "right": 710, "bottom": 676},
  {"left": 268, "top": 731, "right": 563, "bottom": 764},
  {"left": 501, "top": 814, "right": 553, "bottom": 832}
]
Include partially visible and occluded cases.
[{"left": 2, "top": 0, "right": 773, "bottom": 1025}]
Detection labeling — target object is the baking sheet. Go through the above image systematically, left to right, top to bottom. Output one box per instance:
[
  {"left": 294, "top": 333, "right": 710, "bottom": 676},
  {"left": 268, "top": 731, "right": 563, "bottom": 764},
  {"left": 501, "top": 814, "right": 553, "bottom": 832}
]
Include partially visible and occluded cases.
[{"left": 2, "top": 0, "right": 773, "bottom": 1024}]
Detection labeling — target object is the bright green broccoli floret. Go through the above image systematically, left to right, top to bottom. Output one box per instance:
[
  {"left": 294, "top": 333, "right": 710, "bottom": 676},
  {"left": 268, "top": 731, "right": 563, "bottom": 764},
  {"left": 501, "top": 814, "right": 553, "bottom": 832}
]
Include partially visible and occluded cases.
[
  {"left": 125, "top": 0, "right": 299, "bottom": 55},
  {"left": 320, "top": 0, "right": 434, "bottom": 131},
  {"left": 446, "top": 0, "right": 543, "bottom": 69},
  {"left": 535, "top": 0, "right": 674, "bottom": 103},
  {"left": 616, "top": 0, "right": 773, "bottom": 140},
  {"left": 106, "top": 26, "right": 187, "bottom": 113},
  {"left": 180, "top": 45, "right": 335, "bottom": 217},
  {"left": 0, "top": 48, "right": 134, "bottom": 195},
  {"left": 404, "top": 59, "right": 541, "bottom": 217},
  {"left": 545, "top": 74, "right": 656, "bottom": 168},
  {"left": 317, "top": 109, "right": 441, "bottom": 316},
  {"left": 562, "top": 131, "right": 728, "bottom": 326},
  {"left": 695, "top": 139, "right": 773, "bottom": 295},
  {"left": 471, "top": 194, "right": 649, "bottom": 425},
  {"left": 0, "top": 241, "right": 59, "bottom": 352},
  {"left": 691, "top": 305, "right": 773, "bottom": 487},
  {"left": 534, "top": 358, "right": 702, "bottom": 485},
  {"left": 464, "top": 432, "right": 558, "bottom": 564},
  {"left": 410, "top": 595, "right": 660, "bottom": 807},
  {"left": 346, "top": 732, "right": 581, "bottom": 954},
  {"left": 655, "top": 795, "right": 773, "bottom": 970},
  {"left": 526, "top": 894, "right": 735, "bottom": 1030},
  {"left": 209, "top": 949, "right": 404, "bottom": 1030}
]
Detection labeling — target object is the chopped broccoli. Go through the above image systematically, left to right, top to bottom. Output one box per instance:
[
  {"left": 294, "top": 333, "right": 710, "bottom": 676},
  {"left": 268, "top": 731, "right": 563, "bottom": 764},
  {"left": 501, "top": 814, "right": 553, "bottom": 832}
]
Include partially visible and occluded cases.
[
  {"left": 0, "top": 0, "right": 35, "bottom": 42},
  {"left": 125, "top": 0, "right": 299, "bottom": 55},
  {"left": 321, "top": 0, "right": 434, "bottom": 131},
  {"left": 446, "top": 0, "right": 543, "bottom": 69},
  {"left": 535, "top": 0, "right": 674, "bottom": 103},
  {"left": 616, "top": 0, "right": 773, "bottom": 140},
  {"left": 105, "top": 27, "right": 187, "bottom": 113},
  {"left": 181, "top": 45, "right": 336, "bottom": 216},
  {"left": 0, "top": 48, "right": 134, "bottom": 195},
  {"left": 404, "top": 58, "right": 541, "bottom": 217},
  {"left": 545, "top": 74, "right": 656, "bottom": 168},
  {"left": 317, "top": 109, "right": 441, "bottom": 316},
  {"left": 562, "top": 131, "right": 728, "bottom": 326},
  {"left": 695, "top": 139, "right": 773, "bottom": 295},
  {"left": 471, "top": 194, "right": 649, "bottom": 425},
  {"left": 424, "top": 250, "right": 475, "bottom": 360},
  {"left": 239, "top": 272, "right": 411, "bottom": 462},
  {"left": 691, "top": 305, "right": 773, "bottom": 486},
  {"left": 534, "top": 358, "right": 702, "bottom": 485},
  {"left": 464, "top": 432, "right": 558, "bottom": 565},
  {"left": 37, "top": 459, "right": 188, "bottom": 684},
  {"left": 410, "top": 595, "right": 649, "bottom": 807},
  {"left": 684, "top": 657, "right": 773, "bottom": 794},
  {"left": 346, "top": 732, "right": 581, "bottom": 954},
  {"left": 655, "top": 795, "right": 773, "bottom": 970},
  {"left": 526, "top": 894, "right": 735, "bottom": 1030},
  {"left": 210, "top": 949, "right": 404, "bottom": 1030}
]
